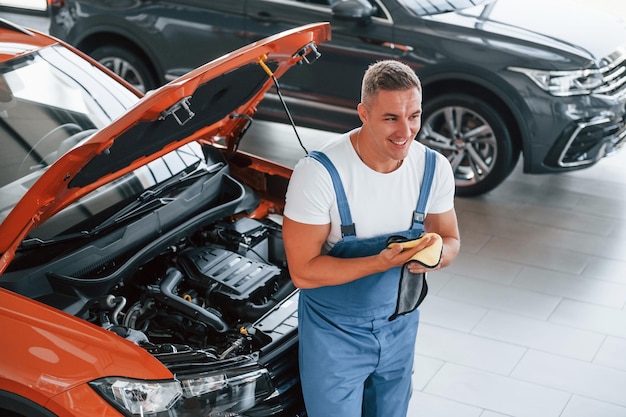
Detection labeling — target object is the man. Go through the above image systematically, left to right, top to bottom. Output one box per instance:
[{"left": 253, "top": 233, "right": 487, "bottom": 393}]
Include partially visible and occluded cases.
[{"left": 282, "top": 60, "right": 460, "bottom": 417}]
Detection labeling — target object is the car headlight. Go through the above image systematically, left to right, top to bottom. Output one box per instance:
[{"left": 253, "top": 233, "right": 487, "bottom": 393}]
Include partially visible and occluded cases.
[
  {"left": 509, "top": 66, "right": 604, "bottom": 96},
  {"left": 91, "top": 366, "right": 274, "bottom": 417},
  {"left": 174, "top": 367, "right": 274, "bottom": 417},
  {"left": 90, "top": 378, "right": 182, "bottom": 415}
]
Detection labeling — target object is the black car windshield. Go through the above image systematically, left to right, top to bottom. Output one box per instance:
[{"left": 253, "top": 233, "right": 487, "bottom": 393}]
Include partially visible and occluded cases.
[
  {"left": 397, "top": 0, "right": 488, "bottom": 15},
  {"left": 0, "top": 44, "right": 139, "bottom": 222}
]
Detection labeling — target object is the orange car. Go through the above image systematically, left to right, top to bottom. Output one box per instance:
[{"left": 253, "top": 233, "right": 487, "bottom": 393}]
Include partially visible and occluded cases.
[{"left": 0, "top": 18, "right": 330, "bottom": 417}]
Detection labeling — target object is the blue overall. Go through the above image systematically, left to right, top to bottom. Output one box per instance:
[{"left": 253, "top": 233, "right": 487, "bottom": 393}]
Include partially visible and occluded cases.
[{"left": 298, "top": 148, "right": 436, "bottom": 417}]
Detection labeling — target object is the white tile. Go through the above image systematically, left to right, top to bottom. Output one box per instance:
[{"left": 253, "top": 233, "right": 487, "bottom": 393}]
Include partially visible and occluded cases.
[
  {"left": 486, "top": 179, "right": 582, "bottom": 210},
  {"left": 576, "top": 194, "right": 626, "bottom": 221},
  {"left": 454, "top": 195, "right": 518, "bottom": 215},
  {"left": 510, "top": 204, "right": 615, "bottom": 236},
  {"left": 456, "top": 211, "right": 537, "bottom": 242},
  {"left": 607, "top": 219, "right": 626, "bottom": 241},
  {"left": 512, "top": 224, "right": 626, "bottom": 262},
  {"left": 455, "top": 226, "right": 491, "bottom": 255},
  {"left": 478, "top": 237, "right": 590, "bottom": 275},
  {"left": 445, "top": 251, "right": 523, "bottom": 285},
  {"left": 583, "top": 258, "right": 626, "bottom": 285},
  {"left": 514, "top": 266, "right": 626, "bottom": 308},
  {"left": 425, "top": 269, "right": 454, "bottom": 294},
  {"left": 439, "top": 276, "right": 561, "bottom": 320},
  {"left": 419, "top": 295, "right": 488, "bottom": 332},
  {"left": 550, "top": 299, "right": 626, "bottom": 338},
  {"left": 472, "top": 311, "right": 604, "bottom": 361},
  {"left": 415, "top": 324, "right": 526, "bottom": 375},
  {"left": 594, "top": 336, "right": 626, "bottom": 372},
  {"left": 511, "top": 350, "right": 626, "bottom": 407},
  {"left": 412, "top": 354, "right": 445, "bottom": 391},
  {"left": 424, "top": 363, "right": 570, "bottom": 417},
  {"left": 407, "top": 391, "right": 483, "bottom": 417},
  {"left": 561, "top": 395, "right": 626, "bottom": 417},
  {"left": 480, "top": 411, "right": 514, "bottom": 417}
]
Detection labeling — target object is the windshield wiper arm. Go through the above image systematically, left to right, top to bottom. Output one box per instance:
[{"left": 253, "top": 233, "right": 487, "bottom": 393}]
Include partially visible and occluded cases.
[
  {"left": 20, "top": 164, "right": 222, "bottom": 249},
  {"left": 19, "top": 197, "right": 173, "bottom": 249}
]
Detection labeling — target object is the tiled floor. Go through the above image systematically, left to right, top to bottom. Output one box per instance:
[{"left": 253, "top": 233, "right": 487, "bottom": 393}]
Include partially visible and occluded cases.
[
  {"left": 5, "top": 6, "right": 626, "bottom": 417},
  {"left": 408, "top": 149, "right": 626, "bottom": 417}
]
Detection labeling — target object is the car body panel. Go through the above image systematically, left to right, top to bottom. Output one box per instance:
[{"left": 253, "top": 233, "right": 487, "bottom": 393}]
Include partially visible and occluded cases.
[
  {"left": 439, "top": 0, "right": 626, "bottom": 60},
  {"left": 46, "top": 384, "right": 127, "bottom": 417}
]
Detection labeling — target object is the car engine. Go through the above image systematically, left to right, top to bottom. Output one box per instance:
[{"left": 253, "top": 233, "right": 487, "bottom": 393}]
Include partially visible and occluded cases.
[{"left": 87, "top": 215, "right": 294, "bottom": 360}]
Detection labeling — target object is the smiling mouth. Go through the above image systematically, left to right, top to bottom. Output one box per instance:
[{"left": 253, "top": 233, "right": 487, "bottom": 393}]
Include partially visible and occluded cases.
[{"left": 390, "top": 139, "right": 408, "bottom": 146}]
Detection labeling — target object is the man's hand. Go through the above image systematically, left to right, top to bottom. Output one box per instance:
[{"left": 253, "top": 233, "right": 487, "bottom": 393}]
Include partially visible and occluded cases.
[{"left": 387, "top": 233, "right": 443, "bottom": 267}]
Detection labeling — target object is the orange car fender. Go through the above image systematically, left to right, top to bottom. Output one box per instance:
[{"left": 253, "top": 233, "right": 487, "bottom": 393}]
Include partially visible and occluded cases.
[{"left": 0, "top": 288, "right": 172, "bottom": 407}]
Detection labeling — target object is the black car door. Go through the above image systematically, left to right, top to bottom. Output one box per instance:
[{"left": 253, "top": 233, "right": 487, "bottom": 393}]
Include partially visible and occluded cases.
[
  {"left": 155, "top": 0, "right": 249, "bottom": 80},
  {"left": 244, "top": 0, "right": 401, "bottom": 131}
]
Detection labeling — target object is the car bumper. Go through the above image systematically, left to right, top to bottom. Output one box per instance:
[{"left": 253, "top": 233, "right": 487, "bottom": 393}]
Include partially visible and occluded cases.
[{"left": 547, "top": 109, "right": 626, "bottom": 168}]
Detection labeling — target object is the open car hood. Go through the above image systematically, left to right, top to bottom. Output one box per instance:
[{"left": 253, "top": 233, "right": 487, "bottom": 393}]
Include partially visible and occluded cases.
[{"left": 0, "top": 22, "right": 331, "bottom": 273}]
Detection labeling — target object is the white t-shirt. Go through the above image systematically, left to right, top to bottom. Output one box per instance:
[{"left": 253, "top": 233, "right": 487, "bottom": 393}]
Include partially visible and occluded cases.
[{"left": 284, "top": 129, "right": 455, "bottom": 252}]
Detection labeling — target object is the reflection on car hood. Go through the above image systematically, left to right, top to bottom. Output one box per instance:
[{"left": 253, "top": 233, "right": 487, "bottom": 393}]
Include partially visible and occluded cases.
[
  {"left": 425, "top": 0, "right": 626, "bottom": 62},
  {"left": 0, "top": 22, "right": 331, "bottom": 273}
]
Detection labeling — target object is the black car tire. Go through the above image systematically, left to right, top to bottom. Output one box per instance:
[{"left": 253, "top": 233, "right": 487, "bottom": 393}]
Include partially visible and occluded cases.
[
  {"left": 90, "top": 45, "right": 156, "bottom": 93},
  {"left": 419, "top": 93, "right": 519, "bottom": 197}
]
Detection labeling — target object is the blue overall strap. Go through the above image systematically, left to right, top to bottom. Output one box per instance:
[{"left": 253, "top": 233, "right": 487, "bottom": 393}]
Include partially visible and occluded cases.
[
  {"left": 412, "top": 147, "right": 437, "bottom": 229},
  {"left": 307, "top": 151, "right": 357, "bottom": 239}
]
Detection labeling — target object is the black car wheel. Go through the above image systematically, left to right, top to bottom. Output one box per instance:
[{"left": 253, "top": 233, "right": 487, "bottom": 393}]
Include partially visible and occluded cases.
[
  {"left": 90, "top": 45, "right": 156, "bottom": 93},
  {"left": 419, "top": 93, "right": 519, "bottom": 197}
]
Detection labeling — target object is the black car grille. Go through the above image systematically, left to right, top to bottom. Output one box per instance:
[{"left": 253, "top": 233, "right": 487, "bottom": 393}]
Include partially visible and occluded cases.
[
  {"left": 595, "top": 48, "right": 626, "bottom": 99},
  {"left": 554, "top": 112, "right": 626, "bottom": 167},
  {"left": 255, "top": 292, "right": 305, "bottom": 416},
  {"left": 258, "top": 334, "right": 305, "bottom": 417}
]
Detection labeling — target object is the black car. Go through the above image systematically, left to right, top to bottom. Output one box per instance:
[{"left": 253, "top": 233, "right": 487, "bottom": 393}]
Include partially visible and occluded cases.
[{"left": 49, "top": 0, "right": 626, "bottom": 196}]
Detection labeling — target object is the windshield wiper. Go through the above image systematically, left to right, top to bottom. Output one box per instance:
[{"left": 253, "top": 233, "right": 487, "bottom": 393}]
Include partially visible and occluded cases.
[
  {"left": 19, "top": 162, "right": 224, "bottom": 249},
  {"left": 19, "top": 196, "right": 175, "bottom": 250}
]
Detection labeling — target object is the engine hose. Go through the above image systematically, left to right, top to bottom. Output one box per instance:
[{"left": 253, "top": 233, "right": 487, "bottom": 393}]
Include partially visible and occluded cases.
[
  {"left": 160, "top": 268, "right": 229, "bottom": 333},
  {"left": 243, "top": 280, "right": 296, "bottom": 320},
  {"left": 110, "top": 296, "right": 127, "bottom": 326}
]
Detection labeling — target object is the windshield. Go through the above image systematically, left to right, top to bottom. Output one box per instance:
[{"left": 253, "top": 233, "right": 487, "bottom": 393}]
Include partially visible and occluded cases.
[
  {"left": 397, "top": 0, "right": 488, "bottom": 15},
  {"left": 0, "top": 44, "right": 139, "bottom": 222}
]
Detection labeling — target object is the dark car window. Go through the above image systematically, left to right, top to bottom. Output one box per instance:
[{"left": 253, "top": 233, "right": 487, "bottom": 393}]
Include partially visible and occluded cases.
[
  {"left": 297, "top": 0, "right": 340, "bottom": 5},
  {"left": 398, "top": 0, "right": 488, "bottom": 15},
  {"left": 0, "top": 45, "right": 140, "bottom": 224},
  {"left": 0, "top": 45, "right": 138, "bottom": 189}
]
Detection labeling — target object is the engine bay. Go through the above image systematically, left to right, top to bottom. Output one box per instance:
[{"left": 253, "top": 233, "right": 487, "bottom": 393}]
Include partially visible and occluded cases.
[{"left": 89, "top": 215, "right": 295, "bottom": 362}]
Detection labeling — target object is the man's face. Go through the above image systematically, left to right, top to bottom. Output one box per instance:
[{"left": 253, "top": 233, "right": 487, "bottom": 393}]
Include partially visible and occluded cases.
[{"left": 359, "top": 87, "right": 422, "bottom": 164}]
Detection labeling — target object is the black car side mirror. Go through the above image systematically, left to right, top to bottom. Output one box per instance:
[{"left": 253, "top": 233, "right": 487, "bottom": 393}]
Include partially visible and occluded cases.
[{"left": 332, "top": 0, "right": 376, "bottom": 24}]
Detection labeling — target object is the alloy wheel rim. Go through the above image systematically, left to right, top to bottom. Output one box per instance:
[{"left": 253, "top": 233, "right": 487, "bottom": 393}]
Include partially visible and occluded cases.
[{"left": 419, "top": 105, "right": 497, "bottom": 187}]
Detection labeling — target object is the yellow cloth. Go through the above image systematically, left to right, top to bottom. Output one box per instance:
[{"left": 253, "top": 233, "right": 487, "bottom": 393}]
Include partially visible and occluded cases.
[{"left": 388, "top": 233, "right": 443, "bottom": 268}]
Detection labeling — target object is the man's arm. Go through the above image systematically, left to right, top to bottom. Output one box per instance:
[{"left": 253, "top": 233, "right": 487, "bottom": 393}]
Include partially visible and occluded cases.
[{"left": 282, "top": 216, "right": 439, "bottom": 289}]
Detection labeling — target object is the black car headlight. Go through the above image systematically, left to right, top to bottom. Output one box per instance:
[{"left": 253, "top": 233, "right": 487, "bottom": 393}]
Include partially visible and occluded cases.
[
  {"left": 509, "top": 66, "right": 604, "bottom": 96},
  {"left": 91, "top": 366, "right": 274, "bottom": 417},
  {"left": 176, "top": 367, "right": 274, "bottom": 416}
]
